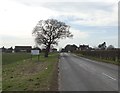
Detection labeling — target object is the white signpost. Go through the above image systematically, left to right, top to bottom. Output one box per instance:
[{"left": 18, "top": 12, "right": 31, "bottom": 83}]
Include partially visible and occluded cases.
[
  {"left": 31, "top": 50, "right": 40, "bottom": 61},
  {"left": 31, "top": 50, "right": 39, "bottom": 55}
]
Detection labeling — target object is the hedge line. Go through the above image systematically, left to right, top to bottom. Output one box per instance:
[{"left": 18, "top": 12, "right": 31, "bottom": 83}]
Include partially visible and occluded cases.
[{"left": 75, "top": 50, "right": 119, "bottom": 62}]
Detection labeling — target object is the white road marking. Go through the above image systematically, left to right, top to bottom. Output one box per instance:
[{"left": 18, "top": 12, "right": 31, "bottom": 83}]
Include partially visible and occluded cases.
[{"left": 102, "top": 73, "right": 116, "bottom": 81}]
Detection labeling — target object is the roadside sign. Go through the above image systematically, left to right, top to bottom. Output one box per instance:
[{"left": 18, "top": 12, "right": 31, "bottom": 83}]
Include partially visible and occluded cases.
[
  {"left": 31, "top": 50, "right": 39, "bottom": 55},
  {"left": 31, "top": 50, "right": 40, "bottom": 61}
]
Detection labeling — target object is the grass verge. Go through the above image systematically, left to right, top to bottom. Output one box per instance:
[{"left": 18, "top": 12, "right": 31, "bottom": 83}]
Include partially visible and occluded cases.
[{"left": 2, "top": 52, "right": 59, "bottom": 91}]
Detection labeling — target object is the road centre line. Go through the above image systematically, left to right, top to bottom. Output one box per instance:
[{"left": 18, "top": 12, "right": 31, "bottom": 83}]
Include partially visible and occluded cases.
[{"left": 102, "top": 73, "right": 116, "bottom": 81}]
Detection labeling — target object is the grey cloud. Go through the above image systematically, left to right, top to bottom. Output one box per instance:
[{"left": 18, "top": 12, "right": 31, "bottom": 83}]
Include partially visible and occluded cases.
[
  {"left": 13, "top": 0, "right": 115, "bottom": 12},
  {"left": 41, "top": 2, "right": 114, "bottom": 12},
  {"left": 49, "top": 15, "right": 87, "bottom": 22},
  {"left": 49, "top": 15, "right": 94, "bottom": 29}
]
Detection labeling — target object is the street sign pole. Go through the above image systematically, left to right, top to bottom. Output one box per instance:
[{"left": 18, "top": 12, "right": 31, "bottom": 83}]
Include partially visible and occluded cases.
[
  {"left": 31, "top": 54, "right": 32, "bottom": 60},
  {"left": 38, "top": 55, "right": 39, "bottom": 61}
]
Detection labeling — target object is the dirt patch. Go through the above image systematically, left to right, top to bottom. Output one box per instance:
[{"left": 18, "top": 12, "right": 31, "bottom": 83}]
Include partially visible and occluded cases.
[
  {"left": 14, "top": 60, "right": 48, "bottom": 76},
  {"left": 23, "top": 62, "right": 48, "bottom": 75}
]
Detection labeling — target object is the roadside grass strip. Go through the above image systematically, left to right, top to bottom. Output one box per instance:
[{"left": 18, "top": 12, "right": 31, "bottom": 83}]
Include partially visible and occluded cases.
[{"left": 2, "top": 53, "right": 59, "bottom": 91}]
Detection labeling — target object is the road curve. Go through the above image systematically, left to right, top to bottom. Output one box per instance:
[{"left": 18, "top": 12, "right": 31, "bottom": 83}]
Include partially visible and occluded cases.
[{"left": 59, "top": 53, "right": 118, "bottom": 91}]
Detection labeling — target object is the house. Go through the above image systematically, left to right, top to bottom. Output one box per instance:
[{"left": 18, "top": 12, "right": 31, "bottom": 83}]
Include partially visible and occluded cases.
[
  {"left": 79, "top": 44, "right": 89, "bottom": 50},
  {"left": 1, "top": 46, "right": 13, "bottom": 53},
  {"left": 1, "top": 46, "right": 6, "bottom": 52},
  {"left": 14, "top": 46, "right": 32, "bottom": 53},
  {"left": 6, "top": 47, "right": 14, "bottom": 53},
  {"left": 51, "top": 48, "right": 57, "bottom": 52},
  {"left": 60, "top": 48, "right": 66, "bottom": 52}
]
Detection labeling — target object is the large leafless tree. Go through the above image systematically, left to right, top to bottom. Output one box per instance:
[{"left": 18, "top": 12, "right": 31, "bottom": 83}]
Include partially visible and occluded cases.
[{"left": 32, "top": 19, "right": 73, "bottom": 57}]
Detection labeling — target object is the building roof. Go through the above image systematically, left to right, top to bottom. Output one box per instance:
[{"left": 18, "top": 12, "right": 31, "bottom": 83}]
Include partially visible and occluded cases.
[{"left": 15, "top": 46, "right": 32, "bottom": 49}]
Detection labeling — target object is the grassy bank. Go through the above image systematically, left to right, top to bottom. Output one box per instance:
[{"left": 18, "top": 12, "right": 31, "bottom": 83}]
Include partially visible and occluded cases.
[
  {"left": 2, "top": 52, "right": 59, "bottom": 91},
  {"left": 75, "top": 53, "right": 119, "bottom": 65}
]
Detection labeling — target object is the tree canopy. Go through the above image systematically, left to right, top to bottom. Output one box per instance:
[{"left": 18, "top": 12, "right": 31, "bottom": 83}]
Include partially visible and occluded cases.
[
  {"left": 32, "top": 19, "right": 73, "bottom": 57},
  {"left": 98, "top": 42, "right": 106, "bottom": 50}
]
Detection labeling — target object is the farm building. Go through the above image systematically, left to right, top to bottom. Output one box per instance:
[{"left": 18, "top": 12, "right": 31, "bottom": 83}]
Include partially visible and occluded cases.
[{"left": 14, "top": 46, "right": 32, "bottom": 53}]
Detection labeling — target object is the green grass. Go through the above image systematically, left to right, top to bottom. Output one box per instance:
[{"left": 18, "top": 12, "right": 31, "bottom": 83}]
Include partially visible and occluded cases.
[
  {"left": 2, "top": 52, "right": 59, "bottom": 91},
  {"left": 2, "top": 53, "right": 31, "bottom": 65},
  {"left": 75, "top": 53, "right": 119, "bottom": 65}
]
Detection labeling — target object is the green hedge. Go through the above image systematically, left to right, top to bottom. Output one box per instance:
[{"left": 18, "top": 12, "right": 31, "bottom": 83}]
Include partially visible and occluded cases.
[{"left": 74, "top": 50, "right": 119, "bottom": 62}]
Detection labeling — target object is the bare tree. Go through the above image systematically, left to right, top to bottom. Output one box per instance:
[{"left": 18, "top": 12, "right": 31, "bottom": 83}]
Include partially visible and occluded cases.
[
  {"left": 32, "top": 19, "right": 73, "bottom": 57},
  {"left": 98, "top": 42, "right": 106, "bottom": 50}
]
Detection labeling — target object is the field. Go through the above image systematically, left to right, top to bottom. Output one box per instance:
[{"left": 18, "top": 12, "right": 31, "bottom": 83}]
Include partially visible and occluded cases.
[
  {"left": 74, "top": 50, "right": 119, "bottom": 65},
  {"left": 2, "top": 52, "right": 59, "bottom": 91},
  {"left": 2, "top": 53, "right": 31, "bottom": 65}
]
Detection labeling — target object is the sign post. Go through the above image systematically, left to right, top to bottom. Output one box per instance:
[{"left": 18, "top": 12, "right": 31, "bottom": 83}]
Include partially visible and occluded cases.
[{"left": 31, "top": 50, "right": 40, "bottom": 61}]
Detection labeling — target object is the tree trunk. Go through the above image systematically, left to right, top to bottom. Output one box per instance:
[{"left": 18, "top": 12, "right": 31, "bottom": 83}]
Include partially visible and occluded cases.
[
  {"left": 44, "top": 44, "right": 50, "bottom": 57},
  {"left": 44, "top": 51, "right": 49, "bottom": 57}
]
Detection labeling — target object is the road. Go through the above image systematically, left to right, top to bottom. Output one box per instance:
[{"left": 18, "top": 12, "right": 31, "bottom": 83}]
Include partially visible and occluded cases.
[{"left": 59, "top": 53, "right": 118, "bottom": 91}]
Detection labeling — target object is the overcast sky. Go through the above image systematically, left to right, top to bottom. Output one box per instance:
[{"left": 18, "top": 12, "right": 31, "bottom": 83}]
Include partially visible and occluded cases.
[{"left": 0, "top": 0, "right": 118, "bottom": 49}]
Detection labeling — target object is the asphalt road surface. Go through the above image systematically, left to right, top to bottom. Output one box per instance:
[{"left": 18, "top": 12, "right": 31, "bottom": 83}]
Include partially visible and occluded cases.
[{"left": 59, "top": 53, "right": 118, "bottom": 91}]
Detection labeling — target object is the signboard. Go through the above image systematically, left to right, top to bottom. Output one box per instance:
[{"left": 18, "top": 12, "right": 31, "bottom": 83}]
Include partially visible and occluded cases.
[{"left": 31, "top": 50, "right": 39, "bottom": 55}]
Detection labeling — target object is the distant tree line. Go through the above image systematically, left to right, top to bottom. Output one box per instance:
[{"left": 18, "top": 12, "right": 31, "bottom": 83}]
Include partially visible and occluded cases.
[
  {"left": 61, "top": 42, "right": 117, "bottom": 52},
  {"left": 1, "top": 46, "right": 57, "bottom": 53}
]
